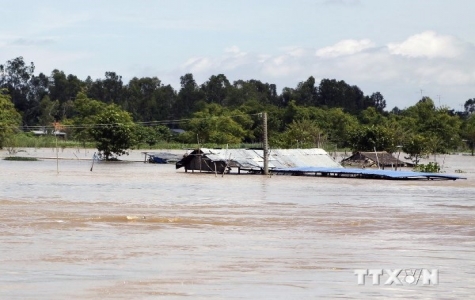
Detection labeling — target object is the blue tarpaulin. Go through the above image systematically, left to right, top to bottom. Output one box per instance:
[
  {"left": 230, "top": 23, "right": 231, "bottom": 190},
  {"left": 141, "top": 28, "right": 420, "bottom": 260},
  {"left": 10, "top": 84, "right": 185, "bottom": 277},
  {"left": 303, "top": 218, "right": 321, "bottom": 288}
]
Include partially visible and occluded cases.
[{"left": 272, "top": 167, "right": 466, "bottom": 180}]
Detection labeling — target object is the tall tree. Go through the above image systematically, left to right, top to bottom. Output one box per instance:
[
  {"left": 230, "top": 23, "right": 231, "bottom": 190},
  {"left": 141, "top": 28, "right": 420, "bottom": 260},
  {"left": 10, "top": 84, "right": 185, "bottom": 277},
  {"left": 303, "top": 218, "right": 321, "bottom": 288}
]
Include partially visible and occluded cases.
[
  {"left": 0, "top": 57, "right": 36, "bottom": 124},
  {"left": 49, "top": 70, "right": 84, "bottom": 104},
  {"left": 87, "top": 72, "right": 124, "bottom": 104},
  {"left": 173, "top": 73, "right": 204, "bottom": 119},
  {"left": 200, "top": 74, "right": 231, "bottom": 106},
  {"left": 124, "top": 76, "right": 161, "bottom": 122},
  {"left": 293, "top": 76, "right": 318, "bottom": 107},
  {"left": 226, "top": 79, "right": 279, "bottom": 107},
  {"left": 317, "top": 79, "right": 365, "bottom": 113},
  {"left": 0, "top": 91, "right": 22, "bottom": 148},
  {"left": 368, "top": 92, "right": 387, "bottom": 113},
  {"left": 70, "top": 93, "right": 107, "bottom": 145},
  {"left": 37, "top": 96, "right": 59, "bottom": 126},
  {"left": 402, "top": 97, "right": 462, "bottom": 153},
  {"left": 464, "top": 98, "right": 475, "bottom": 115},
  {"left": 179, "top": 103, "right": 252, "bottom": 144},
  {"left": 89, "top": 104, "right": 136, "bottom": 160},
  {"left": 462, "top": 115, "right": 475, "bottom": 155},
  {"left": 281, "top": 119, "right": 326, "bottom": 148},
  {"left": 348, "top": 125, "right": 398, "bottom": 152},
  {"left": 403, "top": 134, "right": 431, "bottom": 165}
]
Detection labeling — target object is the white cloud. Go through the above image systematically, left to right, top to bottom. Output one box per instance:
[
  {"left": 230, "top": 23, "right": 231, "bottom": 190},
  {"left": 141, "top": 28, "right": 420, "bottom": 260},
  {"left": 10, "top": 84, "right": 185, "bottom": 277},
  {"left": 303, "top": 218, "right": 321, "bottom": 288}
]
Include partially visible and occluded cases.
[
  {"left": 387, "top": 31, "right": 465, "bottom": 58},
  {"left": 173, "top": 32, "right": 475, "bottom": 109},
  {"left": 316, "top": 39, "right": 375, "bottom": 58}
]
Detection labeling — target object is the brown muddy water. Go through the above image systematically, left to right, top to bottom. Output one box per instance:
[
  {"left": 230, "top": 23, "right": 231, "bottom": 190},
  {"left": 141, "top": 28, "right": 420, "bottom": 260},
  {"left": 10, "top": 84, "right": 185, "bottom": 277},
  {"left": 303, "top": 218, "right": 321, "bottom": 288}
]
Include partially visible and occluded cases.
[{"left": 1, "top": 150, "right": 474, "bottom": 299}]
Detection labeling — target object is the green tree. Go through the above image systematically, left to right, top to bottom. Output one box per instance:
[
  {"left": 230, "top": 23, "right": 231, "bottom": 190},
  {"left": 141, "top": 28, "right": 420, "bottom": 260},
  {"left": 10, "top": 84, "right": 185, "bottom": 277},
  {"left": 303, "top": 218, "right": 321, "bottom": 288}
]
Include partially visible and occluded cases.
[
  {"left": 0, "top": 57, "right": 37, "bottom": 125},
  {"left": 49, "top": 70, "right": 84, "bottom": 119},
  {"left": 49, "top": 70, "right": 84, "bottom": 104},
  {"left": 86, "top": 71, "right": 124, "bottom": 104},
  {"left": 173, "top": 73, "right": 204, "bottom": 119},
  {"left": 200, "top": 74, "right": 231, "bottom": 106},
  {"left": 292, "top": 76, "right": 318, "bottom": 107},
  {"left": 225, "top": 79, "right": 279, "bottom": 108},
  {"left": 317, "top": 79, "right": 370, "bottom": 113},
  {"left": 0, "top": 91, "right": 22, "bottom": 148},
  {"left": 368, "top": 92, "right": 387, "bottom": 113},
  {"left": 70, "top": 93, "right": 107, "bottom": 145},
  {"left": 37, "top": 96, "right": 59, "bottom": 126},
  {"left": 402, "top": 98, "right": 461, "bottom": 154},
  {"left": 464, "top": 98, "right": 475, "bottom": 115},
  {"left": 179, "top": 103, "right": 252, "bottom": 144},
  {"left": 89, "top": 104, "right": 136, "bottom": 160},
  {"left": 358, "top": 106, "right": 387, "bottom": 126},
  {"left": 314, "top": 107, "right": 359, "bottom": 147},
  {"left": 462, "top": 115, "right": 475, "bottom": 155},
  {"left": 280, "top": 119, "right": 326, "bottom": 148},
  {"left": 135, "top": 125, "right": 173, "bottom": 148},
  {"left": 135, "top": 125, "right": 159, "bottom": 148},
  {"left": 348, "top": 125, "right": 397, "bottom": 152},
  {"left": 403, "top": 134, "right": 430, "bottom": 165}
]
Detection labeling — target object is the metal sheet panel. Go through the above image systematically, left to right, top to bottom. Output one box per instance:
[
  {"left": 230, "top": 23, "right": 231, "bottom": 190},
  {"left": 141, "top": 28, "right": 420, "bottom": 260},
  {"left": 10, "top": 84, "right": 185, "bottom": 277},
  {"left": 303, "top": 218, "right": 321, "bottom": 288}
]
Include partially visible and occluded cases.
[{"left": 194, "top": 148, "right": 341, "bottom": 170}]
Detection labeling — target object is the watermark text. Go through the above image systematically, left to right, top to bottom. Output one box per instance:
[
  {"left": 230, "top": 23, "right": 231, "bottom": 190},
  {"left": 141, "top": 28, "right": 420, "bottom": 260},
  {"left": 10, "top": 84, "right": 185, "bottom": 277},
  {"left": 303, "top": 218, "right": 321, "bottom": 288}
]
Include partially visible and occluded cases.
[{"left": 354, "top": 269, "right": 438, "bottom": 285}]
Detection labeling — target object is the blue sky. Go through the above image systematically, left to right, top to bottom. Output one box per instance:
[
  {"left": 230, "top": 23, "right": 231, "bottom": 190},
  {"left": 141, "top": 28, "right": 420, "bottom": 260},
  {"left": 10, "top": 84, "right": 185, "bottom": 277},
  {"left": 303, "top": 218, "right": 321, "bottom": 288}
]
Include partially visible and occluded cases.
[{"left": 2, "top": 0, "right": 474, "bottom": 110}]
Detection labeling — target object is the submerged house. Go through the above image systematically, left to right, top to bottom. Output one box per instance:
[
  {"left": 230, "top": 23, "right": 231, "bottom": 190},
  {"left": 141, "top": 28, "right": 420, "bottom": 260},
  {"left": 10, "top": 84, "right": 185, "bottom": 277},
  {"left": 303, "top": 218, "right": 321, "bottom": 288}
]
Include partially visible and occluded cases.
[
  {"left": 31, "top": 129, "right": 67, "bottom": 139},
  {"left": 175, "top": 148, "right": 342, "bottom": 174},
  {"left": 340, "top": 151, "right": 414, "bottom": 169}
]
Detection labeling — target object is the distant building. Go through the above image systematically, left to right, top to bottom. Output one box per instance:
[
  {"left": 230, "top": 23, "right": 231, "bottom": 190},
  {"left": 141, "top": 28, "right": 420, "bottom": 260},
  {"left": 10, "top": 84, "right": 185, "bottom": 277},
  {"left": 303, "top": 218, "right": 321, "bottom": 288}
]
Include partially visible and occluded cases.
[
  {"left": 170, "top": 128, "right": 185, "bottom": 134},
  {"left": 31, "top": 129, "right": 67, "bottom": 139}
]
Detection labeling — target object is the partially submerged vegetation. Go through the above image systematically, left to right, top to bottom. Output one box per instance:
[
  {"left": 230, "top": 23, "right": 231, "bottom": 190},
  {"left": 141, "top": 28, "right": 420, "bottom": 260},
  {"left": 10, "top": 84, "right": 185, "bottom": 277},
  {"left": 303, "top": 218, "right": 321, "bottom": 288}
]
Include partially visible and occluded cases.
[
  {"left": 4, "top": 156, "right": 38, "bottom": 161},
  {"left": 413, "top": 162, "right": 441, "bottom": 173}
]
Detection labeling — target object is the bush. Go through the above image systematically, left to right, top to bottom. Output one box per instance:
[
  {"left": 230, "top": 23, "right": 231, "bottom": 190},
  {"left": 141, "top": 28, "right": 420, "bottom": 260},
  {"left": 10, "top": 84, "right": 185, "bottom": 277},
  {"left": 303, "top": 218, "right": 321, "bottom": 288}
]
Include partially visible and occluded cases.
[{"left": 413, "top": 162, "right": 441, "bottom": 173}]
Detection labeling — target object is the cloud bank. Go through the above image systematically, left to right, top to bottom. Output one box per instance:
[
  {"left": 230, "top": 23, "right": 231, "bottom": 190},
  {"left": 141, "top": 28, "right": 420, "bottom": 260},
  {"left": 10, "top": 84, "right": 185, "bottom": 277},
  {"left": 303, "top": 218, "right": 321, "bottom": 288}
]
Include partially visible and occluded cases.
[{"left": 176, "top": 31, "right": 475, "bottom": 109}]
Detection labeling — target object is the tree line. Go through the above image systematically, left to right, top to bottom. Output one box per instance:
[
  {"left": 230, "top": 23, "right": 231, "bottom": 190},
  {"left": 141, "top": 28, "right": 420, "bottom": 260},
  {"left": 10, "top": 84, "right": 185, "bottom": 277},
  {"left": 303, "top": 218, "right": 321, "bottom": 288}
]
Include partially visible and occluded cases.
[{"left": 1, "top": 56, "right": 475, "bottom": 161}]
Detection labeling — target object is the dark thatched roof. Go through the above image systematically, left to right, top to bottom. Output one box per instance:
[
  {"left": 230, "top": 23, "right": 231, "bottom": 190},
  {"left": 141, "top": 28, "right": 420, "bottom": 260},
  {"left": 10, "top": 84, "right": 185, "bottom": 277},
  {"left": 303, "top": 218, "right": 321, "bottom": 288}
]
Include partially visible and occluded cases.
[{"left": 341, "top": 151, "right": 414, "bottom": 167}]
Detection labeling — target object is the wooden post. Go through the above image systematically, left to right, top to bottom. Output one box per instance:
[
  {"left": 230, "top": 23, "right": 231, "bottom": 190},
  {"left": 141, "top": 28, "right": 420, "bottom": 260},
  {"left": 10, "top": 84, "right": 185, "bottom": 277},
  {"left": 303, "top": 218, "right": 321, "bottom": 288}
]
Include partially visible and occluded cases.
[
  {"left": 263, "top": 112, "right": 269, "bottom": 175},
  {"left": 56, "top": 135, "right": 59, "bottom": 174},
  {"left": 396, "top": 146, "right": 402, "bottom": 171},
  {"left": 374, "top": 147, "right": 380, "bottom": 170}
]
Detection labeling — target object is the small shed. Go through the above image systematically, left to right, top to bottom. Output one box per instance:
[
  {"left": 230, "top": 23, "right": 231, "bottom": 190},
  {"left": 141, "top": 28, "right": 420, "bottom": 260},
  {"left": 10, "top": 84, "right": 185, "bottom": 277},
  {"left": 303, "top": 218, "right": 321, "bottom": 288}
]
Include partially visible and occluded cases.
[{"left": 341, "top": 151, "right": 414, "bottom": 169}]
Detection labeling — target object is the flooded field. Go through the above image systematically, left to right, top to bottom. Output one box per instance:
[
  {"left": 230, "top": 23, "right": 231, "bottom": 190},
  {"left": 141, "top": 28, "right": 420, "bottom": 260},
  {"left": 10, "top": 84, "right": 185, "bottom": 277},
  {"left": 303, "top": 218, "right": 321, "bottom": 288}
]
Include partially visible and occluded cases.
[{"left": 1, "top": 149, "right": 474, "bottom": 299}]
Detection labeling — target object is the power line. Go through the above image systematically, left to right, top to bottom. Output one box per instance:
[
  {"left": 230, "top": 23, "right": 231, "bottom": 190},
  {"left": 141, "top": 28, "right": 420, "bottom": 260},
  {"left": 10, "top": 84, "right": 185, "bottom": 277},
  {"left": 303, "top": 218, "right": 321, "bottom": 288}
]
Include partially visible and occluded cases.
[{"left": 8, "top": 112, "right": 263, "bottom": 131}]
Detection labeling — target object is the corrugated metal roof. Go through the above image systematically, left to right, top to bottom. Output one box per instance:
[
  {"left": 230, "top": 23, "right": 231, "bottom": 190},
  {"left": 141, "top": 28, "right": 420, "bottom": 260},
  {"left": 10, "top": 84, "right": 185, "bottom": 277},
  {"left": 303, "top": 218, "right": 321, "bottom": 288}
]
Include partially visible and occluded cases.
[
  {"left": 192, "top": 148, "right": 342, "bottom": 170},
  {"left": 269, "top": 149, "right": 342, "bottom": 168}
]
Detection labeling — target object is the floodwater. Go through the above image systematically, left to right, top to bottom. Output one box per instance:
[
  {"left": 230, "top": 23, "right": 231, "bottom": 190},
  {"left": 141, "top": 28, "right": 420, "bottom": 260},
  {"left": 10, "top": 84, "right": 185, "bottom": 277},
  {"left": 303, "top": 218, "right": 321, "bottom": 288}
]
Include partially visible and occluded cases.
[{"left": 1, "top": 151, "right": 474, "bottom": 299}]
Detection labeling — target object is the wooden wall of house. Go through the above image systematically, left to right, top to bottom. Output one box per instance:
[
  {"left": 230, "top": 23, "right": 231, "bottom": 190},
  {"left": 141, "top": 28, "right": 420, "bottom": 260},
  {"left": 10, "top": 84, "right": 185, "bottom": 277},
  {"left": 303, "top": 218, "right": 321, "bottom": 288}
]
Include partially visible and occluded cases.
[{"left": 184, "top": 156, "right": 226, "bottom": 173}]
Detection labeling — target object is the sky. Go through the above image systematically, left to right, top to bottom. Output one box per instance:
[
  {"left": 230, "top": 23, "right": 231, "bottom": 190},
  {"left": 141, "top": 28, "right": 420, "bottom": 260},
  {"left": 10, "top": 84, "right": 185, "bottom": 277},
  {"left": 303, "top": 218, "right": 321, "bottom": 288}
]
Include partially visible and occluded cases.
[{"left": 1, "top": 0, "right": 475, "bottom": 110}]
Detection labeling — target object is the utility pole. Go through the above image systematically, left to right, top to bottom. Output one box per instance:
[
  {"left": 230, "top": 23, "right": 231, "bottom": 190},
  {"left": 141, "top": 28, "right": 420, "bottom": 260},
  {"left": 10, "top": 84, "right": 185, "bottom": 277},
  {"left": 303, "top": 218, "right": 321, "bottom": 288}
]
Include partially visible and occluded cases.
[{"left": 262, "top": 112, "right": 269, "bottom": 175}]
